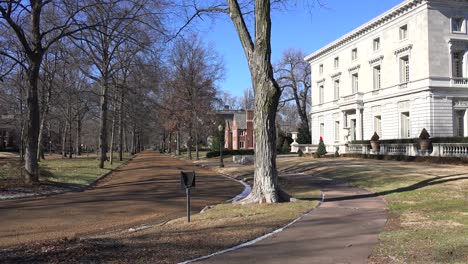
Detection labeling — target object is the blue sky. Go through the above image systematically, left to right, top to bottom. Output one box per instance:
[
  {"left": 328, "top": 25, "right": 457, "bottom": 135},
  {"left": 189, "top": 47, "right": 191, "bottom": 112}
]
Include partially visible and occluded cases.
[{"left": 199, "top": 0, "right": 403, "bottom": 97}]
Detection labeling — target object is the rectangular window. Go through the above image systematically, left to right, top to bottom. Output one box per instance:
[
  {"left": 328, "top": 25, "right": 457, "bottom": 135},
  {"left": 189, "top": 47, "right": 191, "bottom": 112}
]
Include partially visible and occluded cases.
[
  {"left": 452, "top": 18, "right": 465, "bottom": 33},
  {"left": 399, "top": 25, "right": 408, "bottom": 40},
  {"left": 373, "top": 38, "right": 380, "bottom": 51},
  {"left": 351, "top": 48, "right": 358, "bottom": 61},
  {"left": 453, "top": 52, "right": 463, "bottom": 78},
  {"left": 400, "top": 56, "right": 409, "bottom": 83},
  {"left": 334, "top": 57, "right": 339, "bottom": 68},
  {"left": 319, "top": 64, "right": 323, "bottom": 74},
  {"left": 373, "top": 65, "right": 381, "bottom": 90},
  {"left": 352, "top": 73, "right": 359, "bottom": 93},
  {"left": 334, "top": 79, "right": 340, "bottom": 100},
  {"left": 319, "top": 84, "right": 324, "bottom": 104},
  {"left": 455, "top": 110, "right": 465, "bottom": 137},
  {"left": 400, "top": 112, "right": 410, "bottom": 138},
  {"left": 374, "top": 116, "right": 382, "bottom": 137},
  {"left": 350, "top": 119, "right": 356, "bottom": 141},
  {"left": 335, "top": 121, "right": 340, "bottom": 141},
  {"left": 320, "top": 123, "right": 324, "bottom": 137},
  {"left": 239, "top": 130, "right": 245, "bottom": 136},
  {"left": 239, "top": 141, "right": 245, "bottom": 149}
]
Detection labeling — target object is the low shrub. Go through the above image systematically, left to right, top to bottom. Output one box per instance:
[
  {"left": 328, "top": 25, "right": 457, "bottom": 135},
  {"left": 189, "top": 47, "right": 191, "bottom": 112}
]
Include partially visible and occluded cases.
[{"left": 206, "top": 149, "right": 254, "bottom": 158}]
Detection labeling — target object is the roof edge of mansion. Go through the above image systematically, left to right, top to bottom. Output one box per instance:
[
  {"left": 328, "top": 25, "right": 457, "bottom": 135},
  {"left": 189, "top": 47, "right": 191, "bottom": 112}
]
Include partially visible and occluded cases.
[{"left": 304, "top": 0, "right": 466, "bottom": 63}]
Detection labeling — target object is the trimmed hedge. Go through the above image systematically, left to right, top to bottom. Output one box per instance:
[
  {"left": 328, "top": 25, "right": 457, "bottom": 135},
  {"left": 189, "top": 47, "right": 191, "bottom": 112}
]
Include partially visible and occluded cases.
[{"left": 206, "top": 149, "right": 254, "bottom": 158}]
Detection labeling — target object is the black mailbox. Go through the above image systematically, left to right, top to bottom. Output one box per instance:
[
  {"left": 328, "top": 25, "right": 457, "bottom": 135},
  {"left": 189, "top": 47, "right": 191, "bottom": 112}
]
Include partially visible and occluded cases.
[{"left": 181, "top": 171, "right": 196, "bottom": 189}]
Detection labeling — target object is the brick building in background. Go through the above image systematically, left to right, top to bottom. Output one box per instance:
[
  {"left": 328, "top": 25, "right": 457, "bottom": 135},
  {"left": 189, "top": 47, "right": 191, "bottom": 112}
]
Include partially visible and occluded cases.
[{"left": 218, "top": 106, "right": 255, "bottom": 150}]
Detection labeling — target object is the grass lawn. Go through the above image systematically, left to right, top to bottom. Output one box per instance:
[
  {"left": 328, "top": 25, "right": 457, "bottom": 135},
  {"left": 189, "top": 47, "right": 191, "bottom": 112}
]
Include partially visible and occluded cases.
[
  {"left": 39, "top": 153, "right": 132, "bottom": 185},
  {"left": 276, "top": 157, "right": 468, "bottom": 264}
]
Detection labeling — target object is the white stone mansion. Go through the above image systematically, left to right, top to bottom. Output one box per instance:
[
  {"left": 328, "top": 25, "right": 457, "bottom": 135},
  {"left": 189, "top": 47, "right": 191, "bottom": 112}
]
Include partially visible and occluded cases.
[{"left": 306, "top": 0, "right": 468, "bottom": 148}]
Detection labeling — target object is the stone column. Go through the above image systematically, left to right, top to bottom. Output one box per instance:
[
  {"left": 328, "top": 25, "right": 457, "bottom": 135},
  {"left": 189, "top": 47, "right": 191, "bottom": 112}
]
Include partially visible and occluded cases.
[
  {"left": 356, "top": 108, "right": 363, "bottom": 140},
  {"left": 464, "top": 109, "right": 468, "bottom": 137}
]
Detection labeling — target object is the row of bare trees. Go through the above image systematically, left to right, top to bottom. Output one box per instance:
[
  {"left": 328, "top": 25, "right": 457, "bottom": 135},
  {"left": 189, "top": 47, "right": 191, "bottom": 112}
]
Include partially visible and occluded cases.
[{"left": 1, "top": 0, "right": 317, "bottom": 205}]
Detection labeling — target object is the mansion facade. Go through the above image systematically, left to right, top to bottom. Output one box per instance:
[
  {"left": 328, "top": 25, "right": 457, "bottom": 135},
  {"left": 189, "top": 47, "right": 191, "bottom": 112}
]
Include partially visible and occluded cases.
[
  {"left": 307, "top": 0, "right": 468, "bottom": 148},
  {"left": 218, "top": 107, "right": 255, "bottom": 150}
]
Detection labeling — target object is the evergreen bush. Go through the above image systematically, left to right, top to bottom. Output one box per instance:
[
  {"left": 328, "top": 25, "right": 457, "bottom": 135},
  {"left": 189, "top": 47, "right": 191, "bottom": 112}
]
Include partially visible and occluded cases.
[{"left": 317, "top": 136, "right": 327, "bottom": 157}]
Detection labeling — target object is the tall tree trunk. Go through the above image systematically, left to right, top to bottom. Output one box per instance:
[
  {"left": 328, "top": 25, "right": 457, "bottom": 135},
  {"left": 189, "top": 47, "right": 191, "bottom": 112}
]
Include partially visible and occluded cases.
[
  {"left": 227, "top": 0, "right": 290, "bottom": 203},
  {"left": 24, "top": 62, "right": 41, "bottom": 184},
  {"left": 98, "top": 79, "right": 109, "bottom": 168},
  {"left": 37, "top": 82, "right": 51, "bottom": 161},
  {"left": 118, "top": 88, "right": 124, "bottom": 161},
  {"left": 109, "top": 108, "right": 116, "bottom": 164},
  {"left": 76, "top": 114, "right": 82, "bottom": 156},
  {"left": 68, "top": 119, "right": 73, "bottom": 159},
  {"left": 61, "top": 124, "right": 67, "bottom": 158},
  {"left": 131, "top": 127, "right": 136, "bottom": 155},
  {"left": 195, "top": 130, "right": 199, "bottom": 160},
  {"left": 176, "top": 131, "right": 180, "bottom": 156},
  {"left": 168, "top": 132, "right": 172, "bottom": 153}
]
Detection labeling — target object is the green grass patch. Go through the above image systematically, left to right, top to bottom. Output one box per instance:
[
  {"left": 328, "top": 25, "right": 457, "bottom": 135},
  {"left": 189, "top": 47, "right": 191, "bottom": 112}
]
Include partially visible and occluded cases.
[
  {"left": 39, "top": 154, "right": 131, "bottom": 185},
  {"left": 276, "top": 158, "right": 468, "bottom": 263}
]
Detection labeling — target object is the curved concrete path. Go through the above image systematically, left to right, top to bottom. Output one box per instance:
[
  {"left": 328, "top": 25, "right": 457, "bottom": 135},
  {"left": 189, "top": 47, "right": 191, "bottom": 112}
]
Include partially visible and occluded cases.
[
  {"left": 0, "top": 151, "right": 243, "bottom": 248},
  {"left": 197, "top": 176, "right": 388, "bottom": 264}
]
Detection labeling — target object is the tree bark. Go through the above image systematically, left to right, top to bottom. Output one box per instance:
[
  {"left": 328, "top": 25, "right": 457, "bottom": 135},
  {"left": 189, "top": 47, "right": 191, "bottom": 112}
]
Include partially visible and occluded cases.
[
  {"left": 227, "top": 0, "right": 290, "bottom": 204},
  {"left": 24, "top": 60, "right": 42, "bottom": 184},
  {"left": 98, "top": 79, "right": 109, "bottom": 168},
  {"left": 118, "top": 87, "right": 124, "bottom": 161},
  {"left": 109, "top": 107, "right": 116, "bottom": 164},
  {"left": 76, "top": 114, "right": 82, "bottom": 156},
  {"left": 68, "top": 120, "right": 73, "bottom": 159},
  {"left": 176, "top": 131, "right": 180, "bottom": 156}
]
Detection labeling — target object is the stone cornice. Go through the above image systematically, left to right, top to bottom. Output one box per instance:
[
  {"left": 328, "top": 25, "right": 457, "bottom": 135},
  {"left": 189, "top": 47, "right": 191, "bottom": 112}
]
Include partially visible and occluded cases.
[
  {"left": 304, "top": 0, "right": 426, "bottom": 63},
  {"left": 394, "top": 44, "right": 413, "bottom": 56},
  {"left": 369, "top": 55, "right": 384, "bottom": 65},
  {"left": 348, "top": 65, "right": 361, "bottom": 73},
  {"left": 330, "top": 72, "right": 342, "bottom": 78},
  {"left": 316, "top": 78, "right": 326, "bottom": 84}
]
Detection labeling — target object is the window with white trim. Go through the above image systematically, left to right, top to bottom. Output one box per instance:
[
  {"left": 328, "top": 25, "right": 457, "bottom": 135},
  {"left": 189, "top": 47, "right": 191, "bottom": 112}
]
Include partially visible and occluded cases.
[
  {"left": 452, "top": 18, "right": 465, "bottom": 33},
  {"left": 399, "top": 25, "right": 408, "bottom": 40},
  {"left": 373, "top": 38, "right": 380, "bottom": 51},
  {"left": 351, "top": 48, "right": 358, "bottom": 61},
  {"left": 453, "top": 52, "right": 463, "bottom": 78},
  {"left": 399, "top": 56, "right": 410, "bottom": 83},
  {"left": 334, "top": 57, "right": 339, "bottom": 69},
  {"left": 319, "top": 64, "right": 323, "bottom": 74},
  {"left": 373, "top": 65, "right": 381, "bottom": 90},
  {"left": 352, "top": 73, "right": 359, "bottom": 93},
  {"left": 334, "top": 79, "right": 340, "bottom": 100},
  {"left": 319, "top": 84, "right": 324, "bottom": 104},
  {"left": 455, "top": 110, "right": 465, "bottom": 137},
  {"left": 400, "top": 112, "right": 410, "bottom": 138},
  {"left": 374, "top": 116, "right": 382, "bottom": 137},
  {"left": 334, "top": 121, "right": 340, "bottom": 141},
  {"left": 320, "top": 123, "right": 324, "bottom": 137},
  {"left": 239, "top": 130, "right": 245, "bottom": 136},
  {"left": 239, "top": 141, "right": 245, "bottom": 149}
]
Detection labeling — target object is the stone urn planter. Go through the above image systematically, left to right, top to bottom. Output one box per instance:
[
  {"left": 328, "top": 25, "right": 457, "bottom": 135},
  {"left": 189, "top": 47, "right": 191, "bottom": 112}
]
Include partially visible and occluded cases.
[
  {"left": 419, "top": 128, "right": 431, "bottom": 152},
  {"left": 370, "top": 132, "right": 380, "bottom": 152}
]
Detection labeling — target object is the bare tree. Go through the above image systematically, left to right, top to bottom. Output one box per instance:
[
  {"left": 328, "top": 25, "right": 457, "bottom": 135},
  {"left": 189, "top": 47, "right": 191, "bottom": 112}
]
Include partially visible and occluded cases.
[
  {"left": 72, "top": 0, "right": 157, "bottom": 168},
  {"left": 184, "top": 0, "right": 306, "bottom": 203},
  {"left": 0, "top": 1, "right": 106, "bottom": 184},
  {"left": 165, "top": 33, "right": 224, "bottom": 160},
  {"left": 275, "top": 48, "right": 311, "bottom": 142},
  {"left": 240, "top": 87, "right": 254, "bottom": 110}
]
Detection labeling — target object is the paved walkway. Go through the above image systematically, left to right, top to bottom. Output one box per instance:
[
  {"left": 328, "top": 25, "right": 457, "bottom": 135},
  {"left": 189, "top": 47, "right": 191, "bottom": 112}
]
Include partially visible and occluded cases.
[
  {"left": 0, "top": 151, "right": 243, "bottom": 248},
  {"left": 198, "top": 176, "right": 388, "bottom": 264}
]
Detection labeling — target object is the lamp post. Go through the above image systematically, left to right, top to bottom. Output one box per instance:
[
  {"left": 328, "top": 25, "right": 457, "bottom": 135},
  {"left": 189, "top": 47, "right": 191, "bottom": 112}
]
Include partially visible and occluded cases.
[{"left": 218, "top": 124, "right": 224, "bottom": 167}]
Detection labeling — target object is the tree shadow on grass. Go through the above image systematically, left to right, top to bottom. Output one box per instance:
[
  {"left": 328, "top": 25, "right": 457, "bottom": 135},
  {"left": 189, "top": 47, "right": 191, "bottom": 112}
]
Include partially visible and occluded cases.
[{"left": 324, "top": 174, "right": 468, "bottom": 202}]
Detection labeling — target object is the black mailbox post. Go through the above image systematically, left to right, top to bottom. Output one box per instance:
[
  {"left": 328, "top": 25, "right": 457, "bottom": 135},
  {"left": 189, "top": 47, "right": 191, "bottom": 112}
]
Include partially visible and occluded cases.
[{"left": 181, "top": 171, "right": 196, "bottom": 222}]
